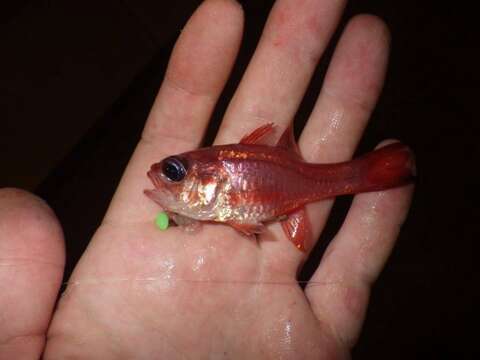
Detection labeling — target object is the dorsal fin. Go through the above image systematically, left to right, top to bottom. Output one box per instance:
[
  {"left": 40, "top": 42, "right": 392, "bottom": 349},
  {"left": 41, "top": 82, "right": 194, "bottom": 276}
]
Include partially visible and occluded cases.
[
  {"left": 239, "top": 123, "right": 275, "bottom": 145},
  {"left": 276, "top": 124, "right": 303, "bottom": 159}
]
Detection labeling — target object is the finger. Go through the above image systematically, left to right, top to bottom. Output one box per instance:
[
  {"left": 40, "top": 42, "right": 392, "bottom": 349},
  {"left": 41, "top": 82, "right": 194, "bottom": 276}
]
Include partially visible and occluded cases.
[
  {"left": 104, "top": 0, "right": 244, "bottom": 224},
  {"left": 215, "top": 0, "right": 346, "bottom": 144},
  {"left": 262, "top": 15, "right": 391, "bottom": 260},
  {"left": 299, "top": 15, "right": 391, "bottom": 247},
  {"left": 301, "top": 15, "right": 391, "bottom": 162},
  {"left": 305, "top": 142, "right": 414, "bottom": 348},
  {"left": 0, "top": 188, "right": 65, "bottom": 359}
]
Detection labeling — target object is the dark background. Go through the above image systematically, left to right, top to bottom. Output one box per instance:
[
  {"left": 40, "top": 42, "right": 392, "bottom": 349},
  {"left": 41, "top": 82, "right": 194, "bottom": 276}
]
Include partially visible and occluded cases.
[{"left": 1, "top": 0, "right": 474, "bottom": 358}]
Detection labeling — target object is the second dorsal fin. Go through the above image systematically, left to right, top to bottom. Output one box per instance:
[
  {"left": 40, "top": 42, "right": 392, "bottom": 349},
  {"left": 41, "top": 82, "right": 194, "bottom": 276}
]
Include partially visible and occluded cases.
[{"left": 276, "top": 124, "right": 302, "bottom": 159}]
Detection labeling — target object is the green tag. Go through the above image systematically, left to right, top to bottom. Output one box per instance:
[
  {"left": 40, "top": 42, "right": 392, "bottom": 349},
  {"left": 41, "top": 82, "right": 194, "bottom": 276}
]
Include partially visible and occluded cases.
[{"left": 155, "top": 212, "right": 169, "bottom": 230}]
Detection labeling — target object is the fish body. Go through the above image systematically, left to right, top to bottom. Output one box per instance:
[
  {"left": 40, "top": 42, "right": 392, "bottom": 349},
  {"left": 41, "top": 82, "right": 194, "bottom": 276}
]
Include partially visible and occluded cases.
[{"left": 145, "top": 123, "right": 415, "bottom": 251}]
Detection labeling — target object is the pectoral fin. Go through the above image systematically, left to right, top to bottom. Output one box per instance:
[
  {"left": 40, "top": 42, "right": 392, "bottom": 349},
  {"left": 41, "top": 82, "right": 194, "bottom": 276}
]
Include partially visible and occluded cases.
[{"left": 281, "top": 207, "right": 311, "bottom": 252}]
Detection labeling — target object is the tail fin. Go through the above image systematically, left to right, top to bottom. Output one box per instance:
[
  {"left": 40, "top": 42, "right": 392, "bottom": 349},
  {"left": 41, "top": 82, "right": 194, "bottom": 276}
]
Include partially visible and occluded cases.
[
  {"left": 306, "top": 142, "right": 415, "bottom": 198},
  {"left": 348, "top": 142, "right": 415, "bottom": 193}
]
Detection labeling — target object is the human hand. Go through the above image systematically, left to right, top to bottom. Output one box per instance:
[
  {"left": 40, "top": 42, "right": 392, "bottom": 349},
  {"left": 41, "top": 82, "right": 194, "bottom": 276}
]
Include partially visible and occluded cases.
[{"left": 0, "top": 0, "right": 414, "bottom": 359}]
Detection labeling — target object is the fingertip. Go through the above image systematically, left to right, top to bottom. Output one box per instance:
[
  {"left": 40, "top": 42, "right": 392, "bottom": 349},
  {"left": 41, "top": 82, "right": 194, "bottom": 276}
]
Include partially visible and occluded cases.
[
  {"left": 168, "top": 0, "right": 245, "bottom": 93},
  {"left": 197, "top": 0, "right": 244, "bottom": 30},
  {"left": 208, "top": 0, "right": 244, "bottom": 14},
  {"left": 324, "top": 13, "right": 391, "bottom": 112},
  {"left": 346, "top": 13, "right": 391, "bottom": 45},
  {"left": 0, "top": 188, "right": 65, "bottom": 264},
  {"left": 0, "top": 188, "right": 65, "bottom": 359}
]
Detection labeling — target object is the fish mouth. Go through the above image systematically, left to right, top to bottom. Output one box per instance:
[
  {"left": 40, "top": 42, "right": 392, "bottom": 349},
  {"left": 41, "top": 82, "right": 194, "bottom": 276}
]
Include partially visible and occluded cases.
[{"left": 147, "top": 170, "right": 162, "bottom": 188}]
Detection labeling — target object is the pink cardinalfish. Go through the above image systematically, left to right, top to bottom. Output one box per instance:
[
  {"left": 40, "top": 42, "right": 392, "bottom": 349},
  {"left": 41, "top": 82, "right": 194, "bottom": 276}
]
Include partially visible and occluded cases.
[{"left": 144, "top": 123, "right": 415, "bottom": 251}]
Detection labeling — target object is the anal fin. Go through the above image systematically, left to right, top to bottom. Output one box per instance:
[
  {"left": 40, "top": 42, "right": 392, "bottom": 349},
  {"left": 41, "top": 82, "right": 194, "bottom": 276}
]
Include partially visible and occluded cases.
[{"left": 281, "top": 207, "right": 311, "bottom": 252}]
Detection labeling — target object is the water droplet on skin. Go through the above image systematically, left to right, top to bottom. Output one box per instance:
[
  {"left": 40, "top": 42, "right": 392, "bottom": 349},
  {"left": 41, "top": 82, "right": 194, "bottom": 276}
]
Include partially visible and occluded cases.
[
  {"left": 318, "top": 107, "right": 344, "bottom": 144},
  {"left": 192, "top": 255, "right": 206, "bottom": 272},
  {"left": 143, "top": 257, "right": 177, "bottom": 292},
  {"left": 283, "top": 320, "right": 293, "bottom": 346}
]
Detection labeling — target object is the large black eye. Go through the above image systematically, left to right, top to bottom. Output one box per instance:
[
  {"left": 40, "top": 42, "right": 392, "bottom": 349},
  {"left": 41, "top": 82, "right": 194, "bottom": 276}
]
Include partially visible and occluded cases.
[{"left": 161, "top": 156, "right": 187, "bottom": 182}]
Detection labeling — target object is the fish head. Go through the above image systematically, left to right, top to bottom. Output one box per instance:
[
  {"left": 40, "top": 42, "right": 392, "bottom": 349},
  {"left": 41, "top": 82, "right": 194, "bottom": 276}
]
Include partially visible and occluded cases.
[{"left": 146, "top": 151, "right": 223, "bottom": 221}]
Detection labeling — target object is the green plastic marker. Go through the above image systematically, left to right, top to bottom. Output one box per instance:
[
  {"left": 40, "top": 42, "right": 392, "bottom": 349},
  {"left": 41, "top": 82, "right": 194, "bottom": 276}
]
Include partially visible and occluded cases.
[{"left": 155, "top": 212, "right": 169, "bottom": 230}]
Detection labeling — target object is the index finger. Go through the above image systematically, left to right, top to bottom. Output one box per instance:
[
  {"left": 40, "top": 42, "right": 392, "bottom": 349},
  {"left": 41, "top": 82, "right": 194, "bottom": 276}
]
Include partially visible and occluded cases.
[{"left": 103, "top": 0, "right": 244, "bottom": 225}]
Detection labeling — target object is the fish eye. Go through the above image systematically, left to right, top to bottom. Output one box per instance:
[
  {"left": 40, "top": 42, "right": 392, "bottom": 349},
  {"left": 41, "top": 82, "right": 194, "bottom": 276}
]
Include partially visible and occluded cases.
[{"left": 161, "top": 156, "right": 188, "bottom": 182}]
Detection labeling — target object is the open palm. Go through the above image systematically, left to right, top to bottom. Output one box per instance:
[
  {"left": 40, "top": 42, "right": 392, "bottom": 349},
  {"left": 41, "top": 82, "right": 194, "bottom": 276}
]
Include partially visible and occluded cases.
[{"left": 0, "top": 0, "right": 413, "bottom": 359}]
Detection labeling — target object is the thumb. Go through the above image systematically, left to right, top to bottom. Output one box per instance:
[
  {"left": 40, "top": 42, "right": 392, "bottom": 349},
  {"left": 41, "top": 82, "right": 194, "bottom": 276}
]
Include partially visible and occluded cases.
[{"left": 0, "top": 188, "right": 65, "bottom": 359}]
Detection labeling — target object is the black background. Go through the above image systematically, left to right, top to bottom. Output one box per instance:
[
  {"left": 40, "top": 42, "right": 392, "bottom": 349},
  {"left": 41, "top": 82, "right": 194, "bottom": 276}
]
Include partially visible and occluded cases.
[{"left": 1, "top": 0, "right": 475, "bottom": 358}]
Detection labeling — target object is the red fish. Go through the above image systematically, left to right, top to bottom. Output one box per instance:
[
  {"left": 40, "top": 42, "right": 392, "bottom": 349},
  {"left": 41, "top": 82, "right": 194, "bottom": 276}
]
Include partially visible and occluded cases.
[{"left": 145, "top": 123, "right": 415, "bottom": 251}]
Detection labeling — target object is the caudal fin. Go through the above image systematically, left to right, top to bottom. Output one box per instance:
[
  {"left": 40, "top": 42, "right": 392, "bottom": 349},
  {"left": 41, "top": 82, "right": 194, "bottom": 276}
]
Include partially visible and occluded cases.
[
  {"left": 306, "top": 142, "right": 415, "bottom": 197},
  {"left": 351, "top": 142, "right": 416, "bottom": 193}
]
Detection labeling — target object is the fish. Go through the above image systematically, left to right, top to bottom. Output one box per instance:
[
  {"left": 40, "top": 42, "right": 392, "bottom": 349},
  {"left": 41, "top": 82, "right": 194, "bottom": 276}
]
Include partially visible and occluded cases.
[{"left": 144, "top": 123, "right": 415, "bottom": 251}]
